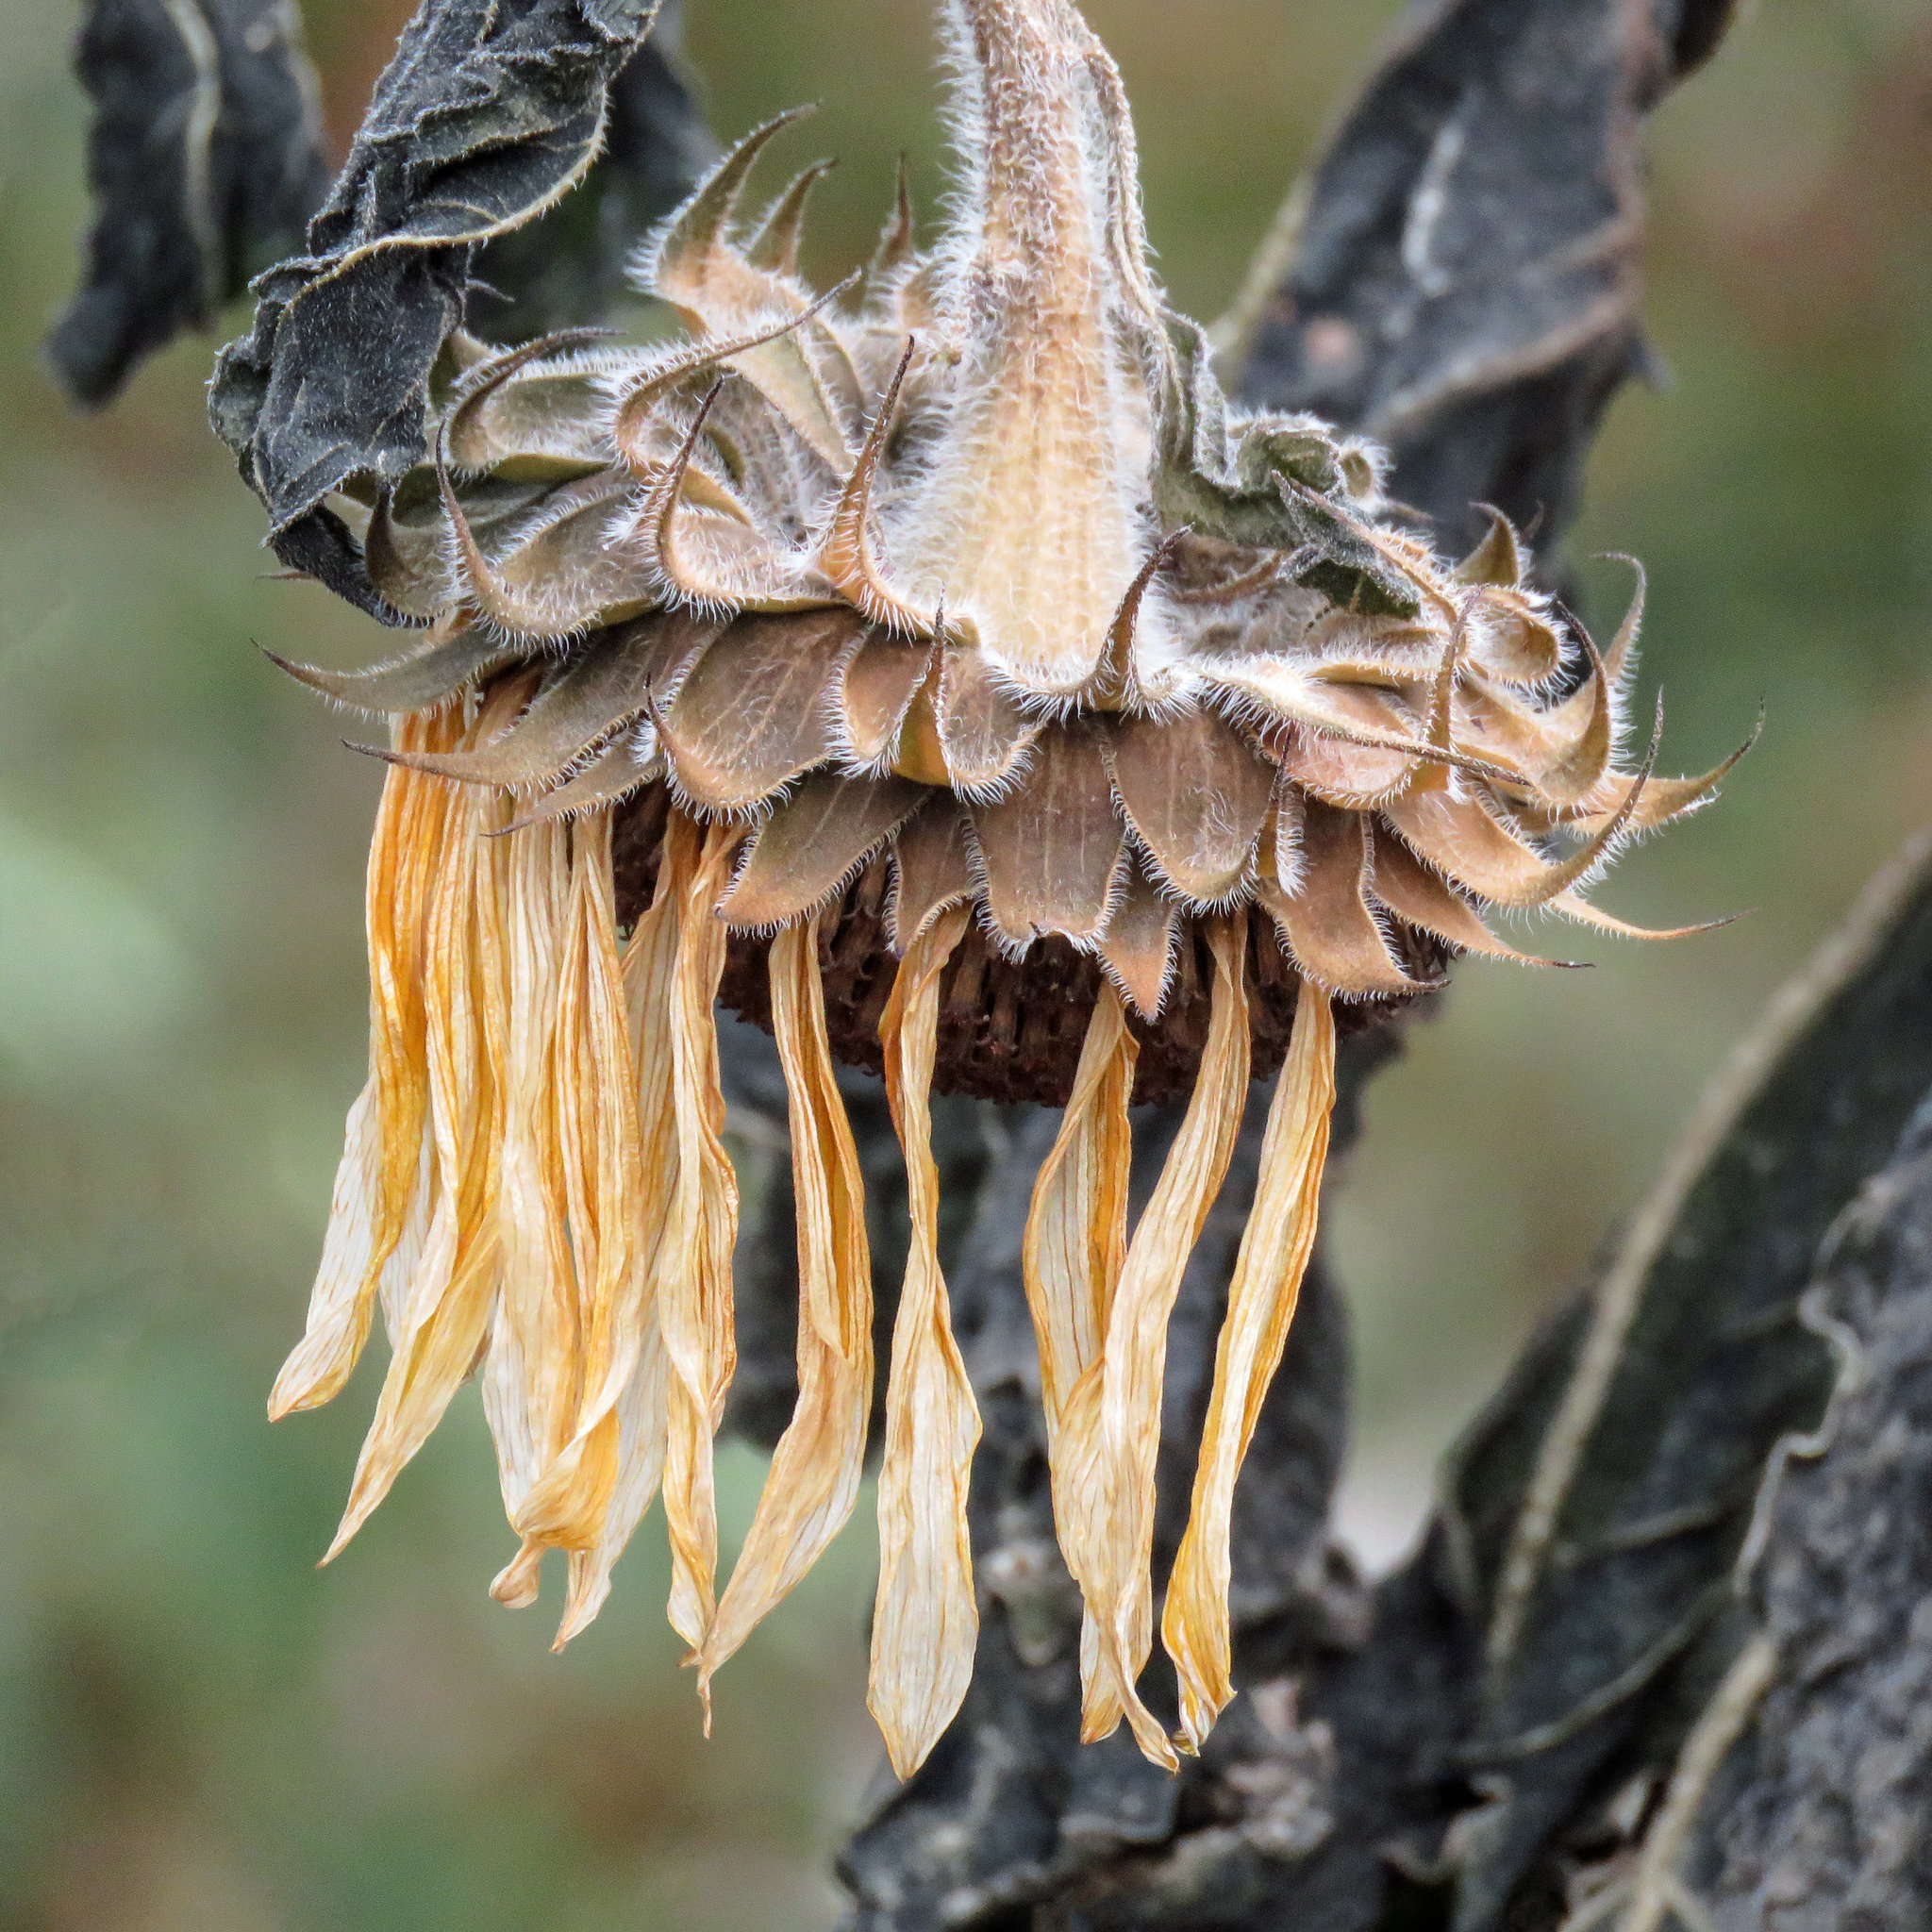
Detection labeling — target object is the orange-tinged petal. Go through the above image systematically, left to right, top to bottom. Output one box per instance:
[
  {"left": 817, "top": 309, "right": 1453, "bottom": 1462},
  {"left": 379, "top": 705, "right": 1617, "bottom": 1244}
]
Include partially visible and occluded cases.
[
  {"left": 272, "top": 703, "right": 462, "bottom": 1421},
  {"left": 325, "top": 730, "right": 518, "bottom": 1557},
  {"left": 475, "top": 812, "right": 575, "bottom": 1596},
  {"left": 509, "top": 813, "right": 653, "bottom": 1566},
  {"left": 655, "top": 815, "right": 745, "bottom": 1679},
  {"left": 1022, "top": 993, "right": 1136, "bottom": 1657}
]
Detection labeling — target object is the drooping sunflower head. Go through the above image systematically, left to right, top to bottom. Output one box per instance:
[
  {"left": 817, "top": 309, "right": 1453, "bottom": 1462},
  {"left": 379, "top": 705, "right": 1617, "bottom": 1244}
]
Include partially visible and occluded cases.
[{"left": 275, "top": 0, "right": 1736, "bottom": 1780}]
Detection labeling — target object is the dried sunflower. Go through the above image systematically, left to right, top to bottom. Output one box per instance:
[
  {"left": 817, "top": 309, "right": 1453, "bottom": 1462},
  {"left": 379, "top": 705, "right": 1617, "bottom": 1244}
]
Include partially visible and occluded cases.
[{"left": 270, "top": 0, "right": 1739, "bottom": 1778}]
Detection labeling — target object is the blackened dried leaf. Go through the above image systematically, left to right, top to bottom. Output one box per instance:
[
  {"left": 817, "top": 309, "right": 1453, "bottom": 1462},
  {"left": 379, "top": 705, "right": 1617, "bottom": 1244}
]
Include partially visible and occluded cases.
[
  {"left": 46, "top": 0, "right": 327, "bottom": 408},
  {"left": 208, "top": 0, "right": 678, "bottom": 612},
  {"left": 469, "top": 0, "right": 711, "bottom": 341},
  {"left": 1224, "top": 0, "right": 1742, "bottom": 557},
  {"left": 1683, "top": 1091, "right": 1932, "bottom": 1925}
]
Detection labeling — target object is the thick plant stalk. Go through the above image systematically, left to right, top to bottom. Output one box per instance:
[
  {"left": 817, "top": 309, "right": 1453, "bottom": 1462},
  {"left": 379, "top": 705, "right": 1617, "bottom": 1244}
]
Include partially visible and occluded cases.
[
  {"left": 871, "top": 904, "right": 982, "bottom": 1779},
  {"left": 1063, "top": 914, "right": 1253, "bottom": 1768},
  {"left": 701, "top": 915, "right": 874, "bottom": 1690},
  {"left": 1162, "top": 980, "right": 1336, "bottom": 1751}
]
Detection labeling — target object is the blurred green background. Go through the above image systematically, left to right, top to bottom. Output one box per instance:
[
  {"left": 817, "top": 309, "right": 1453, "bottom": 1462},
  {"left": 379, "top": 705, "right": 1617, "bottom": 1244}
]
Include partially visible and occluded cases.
[{"left": 0, "top": 0, "right": 1926, "bottom": 1924}]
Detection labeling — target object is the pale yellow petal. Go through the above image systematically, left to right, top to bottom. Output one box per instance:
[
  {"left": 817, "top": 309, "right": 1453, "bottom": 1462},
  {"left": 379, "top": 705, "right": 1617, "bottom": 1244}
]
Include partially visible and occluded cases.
[
  {"left": 477, "top": 814, "right": 575, "bottom": 1584},
  {"left": 655, "top": 815, "right": 744, "bottom": 1678},
  {"left": 870, "top": 904, "right": 982, "bottom": 1779},
  {"left": 1059, "top": 913, "right": 1252, "bottom": 1769},
  {"left": 701, "top": 916, "right": 874, "bottom": 1689},
  {"left": 1022, "top": 984, "right": 1137, "bottom": 1436},
  {"left": 1162, "top": 984, "right": 1336, "bottom": 1751}
]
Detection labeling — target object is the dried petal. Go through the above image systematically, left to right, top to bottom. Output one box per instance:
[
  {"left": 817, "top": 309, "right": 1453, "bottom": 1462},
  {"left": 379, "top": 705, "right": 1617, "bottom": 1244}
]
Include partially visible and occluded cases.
[
  {"left": 271, "top": 704, "right": 463, "bottom": 1419},
  {"left": 324, "top": 725, "right": 518, "bottom": 1557},
  {"left": 476, "top": 811, "right": 575, "bottom": 1602},
  {"left": 508, "top": 814, "right": 653, "bottom": 1573},
  {"left": 655, "top": 817, "right": 745, "bottom": 1679},
  {"left": 871, "top": 905, "right": 981, "bottom": 1779},
  {"left": 1060, "top": 914, "right": 1253, "bottom": 1769},
  {"left": 702, "top": 916, "right": 873, "bottom": 1688},
  {"left": 1163, "top": 982, "right": 1335, "bottom": 1749},
  {"left": 1022, "top": 991, "right": 1136, "bottom": 1646}
]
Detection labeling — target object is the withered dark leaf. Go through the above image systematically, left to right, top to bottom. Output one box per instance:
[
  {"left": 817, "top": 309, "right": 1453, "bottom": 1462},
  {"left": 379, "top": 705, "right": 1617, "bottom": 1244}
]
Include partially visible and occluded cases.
[
  {"left": 46, "top": 0, "right": 327, "bottom": 408},
  {"left": 208, "top": 0, "right": 691, "bottom": 614},
  {"left": 469, "top": 0, "right": 711, "bottom": 341},
  {"left": 1224, "top": 0, "right": 1744, "bottom": 557},
  {"left": 1683, "top": 1091, "right": 1932, "bottom": 1927}
]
